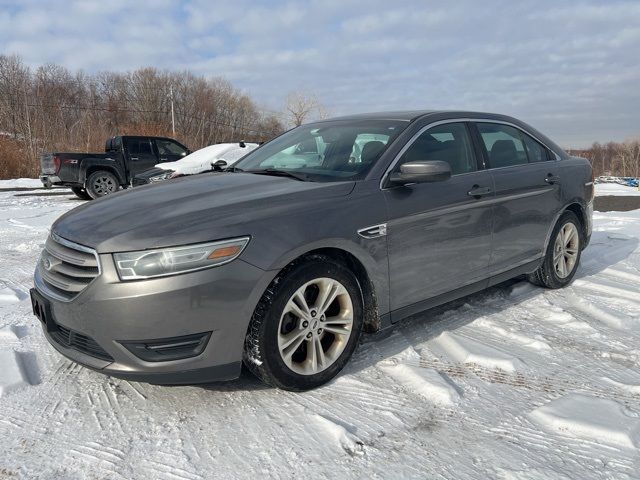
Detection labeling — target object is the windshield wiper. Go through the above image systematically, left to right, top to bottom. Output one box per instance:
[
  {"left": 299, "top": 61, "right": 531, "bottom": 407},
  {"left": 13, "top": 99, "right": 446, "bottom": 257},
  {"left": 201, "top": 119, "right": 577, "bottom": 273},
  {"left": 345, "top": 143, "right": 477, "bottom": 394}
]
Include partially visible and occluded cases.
[{"left": 247, "top": 169, "right": 309, "bottom": 181}]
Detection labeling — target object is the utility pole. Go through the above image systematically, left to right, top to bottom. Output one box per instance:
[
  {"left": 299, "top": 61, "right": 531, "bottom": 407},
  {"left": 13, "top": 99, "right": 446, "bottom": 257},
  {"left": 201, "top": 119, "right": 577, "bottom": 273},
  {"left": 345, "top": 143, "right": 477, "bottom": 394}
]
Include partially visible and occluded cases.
[{"left": 169, "top": 85, "right": 175, "bottom": 136}]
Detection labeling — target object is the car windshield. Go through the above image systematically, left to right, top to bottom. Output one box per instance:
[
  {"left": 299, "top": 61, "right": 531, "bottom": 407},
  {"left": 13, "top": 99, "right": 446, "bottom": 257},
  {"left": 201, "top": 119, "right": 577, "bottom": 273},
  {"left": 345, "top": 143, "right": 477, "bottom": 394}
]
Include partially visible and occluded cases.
[{"left": 234, "top": 119, "right": 408, "bottom": 182}]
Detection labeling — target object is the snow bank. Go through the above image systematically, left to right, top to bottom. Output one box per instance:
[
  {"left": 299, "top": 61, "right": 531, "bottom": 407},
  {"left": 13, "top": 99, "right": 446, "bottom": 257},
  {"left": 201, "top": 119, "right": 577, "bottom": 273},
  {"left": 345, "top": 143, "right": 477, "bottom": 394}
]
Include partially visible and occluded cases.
[
  {"left": 0, "top": 178, "right": 42, "bottom": 189},
  {"left": 0, "top": 287, "right": 22, "bottom": 305},
  {"left": 0, "top": 325, "right": 19, "bottom": 341},
  {"left": 431, "top": 331, "right": 527, "bottom": 372},
  {"left": 0, "top": 351, "right": 30, "bottom": 397},
  {"left": 379, "top": 362, "right": 461, "bottom": 405},
  {"left": 529, "top": 394, "right": 640, "bottom": 449},
  {"left": 309, "top": 413, "right": 364, "bottom": 456}
]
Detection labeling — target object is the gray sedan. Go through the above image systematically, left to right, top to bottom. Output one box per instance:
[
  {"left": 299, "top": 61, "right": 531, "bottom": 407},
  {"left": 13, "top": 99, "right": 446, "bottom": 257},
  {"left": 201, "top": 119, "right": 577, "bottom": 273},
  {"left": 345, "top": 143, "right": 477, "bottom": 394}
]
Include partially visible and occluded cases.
[{"left": 30, "top": 110, "right": 593, "bottom": 390}]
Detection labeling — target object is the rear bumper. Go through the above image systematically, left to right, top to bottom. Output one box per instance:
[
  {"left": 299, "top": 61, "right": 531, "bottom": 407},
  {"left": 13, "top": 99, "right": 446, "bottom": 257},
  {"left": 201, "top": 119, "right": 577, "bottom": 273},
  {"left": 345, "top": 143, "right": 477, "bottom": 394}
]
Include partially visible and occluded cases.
[
  {"left": 39, "top": 175, "right": 61, "bottom": 188},
  {"left": 584, "top": 201, "right": 593, "bottom": 248}
]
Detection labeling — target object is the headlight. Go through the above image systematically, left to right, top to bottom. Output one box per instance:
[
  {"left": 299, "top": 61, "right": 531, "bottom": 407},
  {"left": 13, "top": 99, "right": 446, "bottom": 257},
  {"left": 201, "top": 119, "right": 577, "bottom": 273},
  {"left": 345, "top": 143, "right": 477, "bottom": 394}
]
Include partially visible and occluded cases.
[
  {"left": 149, "top": 171, "right": 174, "bottom": 182},
  {"left": 113, "top": 237, "right": 250, "bottom": 280}
]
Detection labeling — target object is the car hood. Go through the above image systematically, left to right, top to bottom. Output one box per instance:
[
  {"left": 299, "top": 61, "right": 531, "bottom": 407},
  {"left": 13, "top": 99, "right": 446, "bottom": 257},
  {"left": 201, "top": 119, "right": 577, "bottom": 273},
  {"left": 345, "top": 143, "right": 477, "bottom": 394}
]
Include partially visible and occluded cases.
[{"left": 53, "top": 173, "right": 355, "bottom": 253}]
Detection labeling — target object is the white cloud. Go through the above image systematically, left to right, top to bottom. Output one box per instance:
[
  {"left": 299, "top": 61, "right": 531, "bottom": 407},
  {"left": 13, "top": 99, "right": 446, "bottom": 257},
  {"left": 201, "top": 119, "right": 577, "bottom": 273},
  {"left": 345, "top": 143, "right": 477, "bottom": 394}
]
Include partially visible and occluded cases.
[{"left": 0, "top": 0, "right": 638, "bottom": 146}]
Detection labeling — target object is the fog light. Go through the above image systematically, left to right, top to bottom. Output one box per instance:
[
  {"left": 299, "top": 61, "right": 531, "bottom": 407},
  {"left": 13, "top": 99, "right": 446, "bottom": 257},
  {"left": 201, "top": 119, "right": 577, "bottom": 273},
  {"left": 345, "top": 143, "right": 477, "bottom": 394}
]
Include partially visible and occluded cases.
[{"left": 121, "top": 332, "right": 211, "bottom": 362}]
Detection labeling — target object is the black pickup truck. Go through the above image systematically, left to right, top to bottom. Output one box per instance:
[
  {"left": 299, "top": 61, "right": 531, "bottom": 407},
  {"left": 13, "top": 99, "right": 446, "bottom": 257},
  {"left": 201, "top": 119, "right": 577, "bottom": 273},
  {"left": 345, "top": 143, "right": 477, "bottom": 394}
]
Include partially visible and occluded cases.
[{"left": 40, "top": 136, "right": 190, "bottom": 199}]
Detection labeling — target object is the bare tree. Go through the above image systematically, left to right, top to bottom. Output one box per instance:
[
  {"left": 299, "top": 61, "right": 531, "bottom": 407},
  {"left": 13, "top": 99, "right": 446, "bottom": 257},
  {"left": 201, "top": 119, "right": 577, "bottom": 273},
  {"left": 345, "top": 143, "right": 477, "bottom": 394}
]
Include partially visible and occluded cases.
[
  {"left": 0, "top": 55, "right": 285, "bottom": 179},
  {"left": 283, "top": 90, "right": 327, "bottom": 127},
  {"left": 569, "top": 138, "right": 640, "bottom": 178}
]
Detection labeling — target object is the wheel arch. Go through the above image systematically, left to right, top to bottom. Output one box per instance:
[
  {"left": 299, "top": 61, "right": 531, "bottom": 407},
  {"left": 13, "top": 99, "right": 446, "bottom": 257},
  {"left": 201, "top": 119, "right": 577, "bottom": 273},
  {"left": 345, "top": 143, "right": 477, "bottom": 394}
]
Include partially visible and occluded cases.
[
  {"left": 80, "top": 161, "right": 126, "bottom": 186},
  {"left": 543, "top": 200, "right": 588, "bottom": 253},
  {"left": 564, "top": 202, "right": 587, "bottom": 237},
  {"left": 256, "top": 244, "right": 384, "bottom": 334},
  {"left": 299, "top": 247, "right": 381, "bottom": 333}
]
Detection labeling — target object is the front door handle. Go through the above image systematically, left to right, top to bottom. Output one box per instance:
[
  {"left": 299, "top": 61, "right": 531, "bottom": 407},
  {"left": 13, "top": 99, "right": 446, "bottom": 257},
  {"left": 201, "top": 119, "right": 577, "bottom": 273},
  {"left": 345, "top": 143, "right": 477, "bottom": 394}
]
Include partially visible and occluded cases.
[
  {"left": 130, "top": 157, "right": 139, "bottom": 161},
  {"left": 159, "top": 157, "right": 168, "bottom": 161},
  {"left": 545, "top": 174, "right": 561, "bottom": 184},
  {"left": 467, "top": 185, "right": 492, "bottom": 198}
]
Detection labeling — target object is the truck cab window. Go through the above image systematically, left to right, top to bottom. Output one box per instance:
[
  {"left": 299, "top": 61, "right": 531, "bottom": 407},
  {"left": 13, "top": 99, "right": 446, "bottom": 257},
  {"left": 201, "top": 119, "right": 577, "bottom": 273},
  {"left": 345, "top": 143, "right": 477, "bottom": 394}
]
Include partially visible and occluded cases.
[{"left": 128, "top": 139, "right": 154, "bottom": 156}]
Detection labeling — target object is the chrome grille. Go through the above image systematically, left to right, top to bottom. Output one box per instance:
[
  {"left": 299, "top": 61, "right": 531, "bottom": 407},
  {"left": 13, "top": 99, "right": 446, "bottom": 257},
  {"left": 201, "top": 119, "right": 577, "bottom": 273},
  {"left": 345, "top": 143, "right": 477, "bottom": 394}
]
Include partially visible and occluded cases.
[{"left": 37, "top": 233, "right": 100, "bottom": 301}]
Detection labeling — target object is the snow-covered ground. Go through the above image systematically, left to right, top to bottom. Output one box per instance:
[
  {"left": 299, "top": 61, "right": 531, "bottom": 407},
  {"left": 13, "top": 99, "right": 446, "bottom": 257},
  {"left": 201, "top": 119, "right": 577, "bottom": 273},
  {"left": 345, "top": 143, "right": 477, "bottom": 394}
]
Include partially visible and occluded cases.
[
  {"left": 0, "top": 178, "right": 44, "bottom": 189},
  {"left": 595, "top": 182, "right": 640, "bottom": 197},
  {"left": 1, "top": 183, "right": 640, "bottom": 479}
]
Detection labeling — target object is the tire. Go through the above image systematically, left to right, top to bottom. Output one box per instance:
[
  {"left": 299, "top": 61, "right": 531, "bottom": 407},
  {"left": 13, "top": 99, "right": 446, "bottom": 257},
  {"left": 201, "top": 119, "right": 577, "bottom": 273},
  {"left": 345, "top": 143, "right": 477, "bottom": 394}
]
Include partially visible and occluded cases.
[
  {"left": 85, "top": 171, "right": 120, "bottom": 199},
  {"left": 71, "top": 186, "right": 91, "bottom": 200},
  {"left": 527, "top": 211, "right": 583, "bottom": 289},
  {"left": 243, "top": 255, "right": 364, "bottom": 391}
]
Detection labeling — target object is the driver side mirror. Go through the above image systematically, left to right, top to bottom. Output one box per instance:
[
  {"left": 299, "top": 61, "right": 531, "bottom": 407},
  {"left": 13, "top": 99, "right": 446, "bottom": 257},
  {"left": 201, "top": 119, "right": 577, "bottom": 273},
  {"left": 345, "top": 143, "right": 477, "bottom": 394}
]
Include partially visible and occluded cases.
[
  {"left": 211, "top": 159, "right": 228, "bottom": 171},
  {"left": 389, "top": 161, "right": 451, "bottom": 186}
]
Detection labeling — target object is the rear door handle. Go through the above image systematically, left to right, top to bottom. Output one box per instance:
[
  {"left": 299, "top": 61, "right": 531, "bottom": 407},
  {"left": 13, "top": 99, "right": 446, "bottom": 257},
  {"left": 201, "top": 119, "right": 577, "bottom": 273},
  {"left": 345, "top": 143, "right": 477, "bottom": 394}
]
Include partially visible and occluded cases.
[
  {"left": 130, "top": 157, "right": 139, "bottom": 161},
  {"left": 159, "top": 157, "right": 168, "bottom": 161},
  {"left": 545, "top": 174, "right": 561, "bottom": 184},
  {"left": 467, "top": 185, "right": 492, "bottom": 197}
]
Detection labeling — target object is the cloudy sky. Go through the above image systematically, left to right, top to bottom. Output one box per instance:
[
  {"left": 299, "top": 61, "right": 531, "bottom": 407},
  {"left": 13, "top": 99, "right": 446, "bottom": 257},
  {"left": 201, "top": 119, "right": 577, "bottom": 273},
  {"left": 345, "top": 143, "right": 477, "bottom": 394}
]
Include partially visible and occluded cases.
[{"left": 1, "top": 0, "right": 639, "bottom": 147}]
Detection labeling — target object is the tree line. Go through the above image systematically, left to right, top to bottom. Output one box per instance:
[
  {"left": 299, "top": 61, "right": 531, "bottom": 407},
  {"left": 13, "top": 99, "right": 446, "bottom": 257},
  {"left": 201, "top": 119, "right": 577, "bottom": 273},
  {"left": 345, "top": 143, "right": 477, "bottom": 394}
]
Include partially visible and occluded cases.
[
  {"left": 5, "top": 51, "right": 637, "bottom": 181},
  {"left": 0, "top": 54, "right": 287, "bottom": 178},
  {"left": 567, "top": 139, "right": 640, "bottom": 179}
]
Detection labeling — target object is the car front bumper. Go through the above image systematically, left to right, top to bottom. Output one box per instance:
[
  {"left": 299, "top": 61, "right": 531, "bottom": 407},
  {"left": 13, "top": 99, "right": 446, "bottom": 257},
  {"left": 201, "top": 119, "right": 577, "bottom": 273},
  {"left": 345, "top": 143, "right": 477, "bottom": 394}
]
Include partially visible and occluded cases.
[{"left": 33, "top": 254, "right": 276, "bottom": 384}]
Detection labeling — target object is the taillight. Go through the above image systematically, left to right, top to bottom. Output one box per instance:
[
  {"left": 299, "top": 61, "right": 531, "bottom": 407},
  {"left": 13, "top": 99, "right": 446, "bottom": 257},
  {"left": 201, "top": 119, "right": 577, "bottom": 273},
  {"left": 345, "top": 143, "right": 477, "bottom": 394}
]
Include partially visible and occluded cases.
[{"left": 53, "top": 155, "right": 61, "bottom": 173}]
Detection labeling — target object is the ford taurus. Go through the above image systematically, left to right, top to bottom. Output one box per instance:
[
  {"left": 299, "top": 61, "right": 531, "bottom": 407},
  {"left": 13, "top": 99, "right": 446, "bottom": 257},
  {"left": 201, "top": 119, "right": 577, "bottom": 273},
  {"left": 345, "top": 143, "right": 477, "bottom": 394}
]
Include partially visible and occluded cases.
[{"left": 30, "top": 110, "right": 593, "bottom": 390}]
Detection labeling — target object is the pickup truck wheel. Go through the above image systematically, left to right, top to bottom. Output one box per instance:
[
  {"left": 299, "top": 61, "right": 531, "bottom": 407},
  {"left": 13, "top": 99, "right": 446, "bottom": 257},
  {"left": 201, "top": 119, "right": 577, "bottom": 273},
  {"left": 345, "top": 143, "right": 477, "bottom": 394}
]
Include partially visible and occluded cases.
[
  {"left": 86, "top": 171, "right": 119, "bottom": 199},
  {"left": 70, "top": 186, "right": 91, "bottom": 200},
  {"left": 527, "top": 211, "right": 583, "bottom": 289},
  {"left": 243, "top": 255, "right": 364, "bottom": 391}
]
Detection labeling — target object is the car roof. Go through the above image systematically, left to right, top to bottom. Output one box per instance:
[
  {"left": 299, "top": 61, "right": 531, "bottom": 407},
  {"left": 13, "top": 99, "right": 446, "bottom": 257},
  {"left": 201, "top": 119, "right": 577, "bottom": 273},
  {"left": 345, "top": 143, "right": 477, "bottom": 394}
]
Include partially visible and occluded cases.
[
  {"left": 316, "top": 110, "right": 523, "bottom": 123},
  {"left": 318, "top": 110, "right": 438, "bottom": 122}
]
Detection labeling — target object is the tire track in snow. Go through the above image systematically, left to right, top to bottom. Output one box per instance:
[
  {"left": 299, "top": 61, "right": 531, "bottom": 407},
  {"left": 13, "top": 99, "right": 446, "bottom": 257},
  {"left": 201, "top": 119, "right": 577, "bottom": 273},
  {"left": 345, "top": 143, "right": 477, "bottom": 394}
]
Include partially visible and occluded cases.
[
  {"left": 390, "top": 356, "right": 640, "bottom": 409},
  {"left": 141, "top": 453, "right": 205, "bottom": 480}
]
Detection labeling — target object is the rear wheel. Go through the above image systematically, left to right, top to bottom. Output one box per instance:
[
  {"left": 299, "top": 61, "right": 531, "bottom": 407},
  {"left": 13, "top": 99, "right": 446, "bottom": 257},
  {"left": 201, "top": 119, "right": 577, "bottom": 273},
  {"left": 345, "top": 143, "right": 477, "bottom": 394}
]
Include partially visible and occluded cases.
[
  {"left": 86, "top": 171, "right": 119, "bottom": 199},
  {"left": 71, "top": 186, "right": 91, "bottom": 200},
  {"left": 528, "top": 211, "right": 582, "bottom": 289},
  {"left": 243, "top": 255, "right": 363, "bottom": 391}
]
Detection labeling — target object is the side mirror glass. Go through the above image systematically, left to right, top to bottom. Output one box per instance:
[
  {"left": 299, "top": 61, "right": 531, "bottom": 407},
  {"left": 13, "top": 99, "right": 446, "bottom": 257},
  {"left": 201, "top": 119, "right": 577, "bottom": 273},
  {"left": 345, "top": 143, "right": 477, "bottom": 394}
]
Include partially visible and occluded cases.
[{"left": 389, "top": 160, "right": 451, "bottom": 186}]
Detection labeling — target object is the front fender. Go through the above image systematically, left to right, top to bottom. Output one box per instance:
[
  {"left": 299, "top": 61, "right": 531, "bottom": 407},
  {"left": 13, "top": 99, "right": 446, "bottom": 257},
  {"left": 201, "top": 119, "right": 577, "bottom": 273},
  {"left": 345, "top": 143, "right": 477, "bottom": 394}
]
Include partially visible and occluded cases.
[{"left": 246, "top": 235, "right": 391, "bottom": 318}]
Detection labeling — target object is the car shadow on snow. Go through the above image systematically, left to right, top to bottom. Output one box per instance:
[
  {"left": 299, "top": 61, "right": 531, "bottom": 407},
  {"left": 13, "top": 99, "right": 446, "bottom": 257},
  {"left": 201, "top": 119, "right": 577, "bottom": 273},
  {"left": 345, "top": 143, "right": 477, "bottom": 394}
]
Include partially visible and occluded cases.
[{"left": 179, "top": 229, "right": 640, "bottom": 392}]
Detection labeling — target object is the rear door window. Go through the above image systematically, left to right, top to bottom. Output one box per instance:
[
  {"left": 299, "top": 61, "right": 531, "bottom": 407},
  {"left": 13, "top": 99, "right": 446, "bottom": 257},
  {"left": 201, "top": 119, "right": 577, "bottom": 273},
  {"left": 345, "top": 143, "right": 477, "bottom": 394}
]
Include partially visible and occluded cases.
[
  {"left": 476, "top": 123, "right": 528, "bottom": 168},
  {"left": 521, "top": 133, "right": 551, "bottom": 163},
  {"left": 127, "top": 138, "right": 154, "bottom": 156}
]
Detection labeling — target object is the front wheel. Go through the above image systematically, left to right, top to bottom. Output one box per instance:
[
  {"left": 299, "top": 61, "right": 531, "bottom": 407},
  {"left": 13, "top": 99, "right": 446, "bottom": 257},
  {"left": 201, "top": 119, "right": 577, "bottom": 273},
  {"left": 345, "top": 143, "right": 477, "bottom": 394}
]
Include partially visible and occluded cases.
[
  {"left": 86, "top": 171, "right": 120, "bottom": 199},
  {"left": 528, "top": 211, "right": 583, "bottom": 289},
  {"left": 244, "top": 256, "right": 363, "bottom": 391}
]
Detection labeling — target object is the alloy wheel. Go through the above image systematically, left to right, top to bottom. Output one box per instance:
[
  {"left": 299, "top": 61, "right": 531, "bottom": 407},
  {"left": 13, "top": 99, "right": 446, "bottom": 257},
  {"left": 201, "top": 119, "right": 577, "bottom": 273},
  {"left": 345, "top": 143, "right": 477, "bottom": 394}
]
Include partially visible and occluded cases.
[
  {"left": 92, "top": 176, "right": 117, "bottom": 196},
  {"left": 553, "top": 222, "right": 579, "bottom": 278},
  {"left": 277, "top": 277, "right": 354, "bottom": 375}
]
